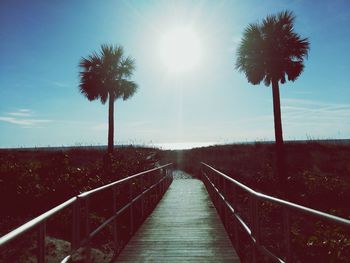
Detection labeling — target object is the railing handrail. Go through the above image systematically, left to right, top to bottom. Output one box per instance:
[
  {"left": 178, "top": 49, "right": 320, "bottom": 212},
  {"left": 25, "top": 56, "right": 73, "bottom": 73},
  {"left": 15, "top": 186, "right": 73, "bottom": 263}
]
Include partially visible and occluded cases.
[
  {"left": 201, "top": 162, "right": 350, "bottom": 227},
  {"left": 0, "top": 163, "right": 172, "bottom": 248},
  {"left": 78, "top": 163, "right": 172, "bottom": 197},
  {"left": 0, "top": 197, "right": 77, "bottom": 246}
]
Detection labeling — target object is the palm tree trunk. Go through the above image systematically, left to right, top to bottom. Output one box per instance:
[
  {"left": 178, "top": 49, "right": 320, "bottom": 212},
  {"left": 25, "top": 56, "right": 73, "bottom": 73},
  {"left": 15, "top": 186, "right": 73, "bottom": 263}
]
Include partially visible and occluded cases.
[
  {"left": 272, "top": 79, "right": 286, "bottom": 182},
  {"left": 272, "top": 79, "right": 283, "bottom": 145},
  {"left": 108, "top": 92, "right": 114, "bottom": 153}
]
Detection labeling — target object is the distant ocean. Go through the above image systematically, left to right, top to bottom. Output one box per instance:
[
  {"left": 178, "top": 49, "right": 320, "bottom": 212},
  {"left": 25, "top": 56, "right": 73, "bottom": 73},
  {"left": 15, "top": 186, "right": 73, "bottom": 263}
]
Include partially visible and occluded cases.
[
  {"left": 1, "top": 139, "right": 349, "bottom": 151},
  {"left": 154, "top": 139, "right": 350, "bottom": 150},
  {"left": 0, "top": 142, "right": 218, "bottom": 151},
  {"left": 154, "top": 142, "right": 217, "bottom": 150}
]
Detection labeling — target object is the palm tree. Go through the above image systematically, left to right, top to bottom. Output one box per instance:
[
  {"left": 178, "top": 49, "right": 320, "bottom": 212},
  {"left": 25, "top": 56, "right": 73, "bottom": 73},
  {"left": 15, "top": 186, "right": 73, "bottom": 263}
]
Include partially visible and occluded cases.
[
  {"left": 236, "top": 10, "right": 309, "bottom": 179},
  {"left": 79, "top": 44, "right": 137, "bottom": 153}
]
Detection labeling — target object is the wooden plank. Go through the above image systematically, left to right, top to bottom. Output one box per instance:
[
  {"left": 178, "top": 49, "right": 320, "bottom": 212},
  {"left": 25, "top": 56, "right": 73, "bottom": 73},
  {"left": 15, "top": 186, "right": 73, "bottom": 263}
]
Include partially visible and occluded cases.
[{"left": 116, "top": 177, "right": 240, "bottom": 262}]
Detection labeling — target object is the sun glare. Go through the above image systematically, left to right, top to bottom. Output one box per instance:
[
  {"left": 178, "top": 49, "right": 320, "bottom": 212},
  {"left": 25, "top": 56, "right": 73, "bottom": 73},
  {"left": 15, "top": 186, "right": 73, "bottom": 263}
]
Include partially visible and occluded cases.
[{"left": 159, "top": 27, "right": 202, "bottom": 73}]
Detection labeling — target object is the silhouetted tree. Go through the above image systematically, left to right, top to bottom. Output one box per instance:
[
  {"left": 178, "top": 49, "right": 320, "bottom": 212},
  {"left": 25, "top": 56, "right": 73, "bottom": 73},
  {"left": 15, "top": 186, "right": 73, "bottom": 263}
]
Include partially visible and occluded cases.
[
  {"left": 236, "top": 10, "right": 309, "bottom": 180},
  {"left": 79, "top": 44, "right": 137, "bottom": 153}
]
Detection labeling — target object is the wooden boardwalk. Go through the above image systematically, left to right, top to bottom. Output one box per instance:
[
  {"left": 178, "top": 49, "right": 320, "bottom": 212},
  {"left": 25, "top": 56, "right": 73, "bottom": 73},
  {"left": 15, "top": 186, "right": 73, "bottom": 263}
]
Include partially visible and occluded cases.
[{"left": 116, "top": 178, "right": 240, "bottom": 262}]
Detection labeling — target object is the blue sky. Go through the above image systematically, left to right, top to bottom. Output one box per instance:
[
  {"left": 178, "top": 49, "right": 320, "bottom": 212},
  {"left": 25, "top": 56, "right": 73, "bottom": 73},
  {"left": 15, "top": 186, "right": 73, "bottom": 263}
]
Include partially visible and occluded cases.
[{"left": 1, "top": 0, "right": 349, "bottom": 148}]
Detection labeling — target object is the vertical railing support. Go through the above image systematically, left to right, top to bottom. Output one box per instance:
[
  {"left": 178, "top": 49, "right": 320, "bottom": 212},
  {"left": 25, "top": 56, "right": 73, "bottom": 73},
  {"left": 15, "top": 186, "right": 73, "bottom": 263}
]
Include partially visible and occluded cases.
[
  {"left": 162, "top": 169, "right": 166, "bottom": 194},
  {"left": 159, "top": 170, "right": 163, "bottom": 197},
  {"left": 156, "top": 171, "right": 160, "bottom": 199},
  {"left": 160, "top": 171, "right": 163, "bottom": 195},
  {"left": 140, "top": 177, "right": 144, "bottom": 219},
  {"left": 223, "top": 178, "right": 228, "bottom": 228},
  {"left": 129, "top": 183, "right": 134, "bottom": 235},
  {"left": 232, "top": 185, "right": 239, "bottom": 251},
  {"left": 112, "top": 186, "right": 118, "bottom": 253},
  {"left": 250, "top": 196, "right": 260, "bottom": 263},
  {"left": 72, "top": 198, "right": 80, "bottom": 250},
  {"left": 85, "top": 198, "right": 91, "bottom": 262},
  {"left": 283, "top": 207, "right": 292, "bottom": 262},
  {"left": 233, "top": 218, "right": 239, "bottom": 253},
  {"left": 37, "top": 222, "right": 46, "bottom": 263}
]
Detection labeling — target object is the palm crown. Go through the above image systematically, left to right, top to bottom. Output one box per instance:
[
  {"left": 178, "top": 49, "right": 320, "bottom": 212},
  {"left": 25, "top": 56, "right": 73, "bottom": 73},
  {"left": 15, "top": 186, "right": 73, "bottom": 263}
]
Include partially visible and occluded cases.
[
  {"left": 236, "top": 10, "right": 309, "bottom": 86},
  {"left": 79, "top": 44, "right": 137, "bottom": 103}
]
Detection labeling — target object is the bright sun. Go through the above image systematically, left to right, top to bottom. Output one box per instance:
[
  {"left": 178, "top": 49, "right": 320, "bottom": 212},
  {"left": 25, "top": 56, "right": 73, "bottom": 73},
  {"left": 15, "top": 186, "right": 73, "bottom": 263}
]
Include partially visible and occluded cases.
[{"left": 159, "top": 27, "right": 201, "bottom": 73}]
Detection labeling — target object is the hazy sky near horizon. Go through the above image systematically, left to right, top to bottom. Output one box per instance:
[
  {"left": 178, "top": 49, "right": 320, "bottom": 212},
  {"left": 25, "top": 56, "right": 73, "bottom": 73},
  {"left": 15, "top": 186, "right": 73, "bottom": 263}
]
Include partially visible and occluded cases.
[{"left": 1, "top": 0, "right": 350, "bottom": 148}]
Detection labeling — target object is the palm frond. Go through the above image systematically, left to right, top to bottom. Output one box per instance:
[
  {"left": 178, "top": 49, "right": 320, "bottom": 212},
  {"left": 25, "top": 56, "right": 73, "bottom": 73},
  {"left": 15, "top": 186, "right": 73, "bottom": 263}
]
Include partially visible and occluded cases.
[
  {"left": 277, "top": 10, "right": 295, "bottom": 27},
  {"left": 79, "top": 54, "right": 104, "bottom": 101},
  {"left": 119, "top": 57, "right": 136, "bottom": 78},
  {"left": 286, "top": 60, "right": 304, "bottom": 81},
  {"left": 120, "top": 80, "right": 138, "bottom": 101}
]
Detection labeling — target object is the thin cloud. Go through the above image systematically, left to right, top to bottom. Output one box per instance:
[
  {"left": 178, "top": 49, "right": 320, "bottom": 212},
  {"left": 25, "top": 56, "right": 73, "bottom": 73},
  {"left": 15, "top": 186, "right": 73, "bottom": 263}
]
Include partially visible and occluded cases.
[
  {"left": 53, "top": 81, "right": 70, "bottom": 88},
  {"left": 292, "top": 91, "right": 313, "bottom": 95},
  {"left": 281, "top": 98, "right": 350, "bottom": 130},
  {"left": 282, "top": 98, "right": 350, "bottom": 116},
  {"left": 283, "top": 98, "right": 350, "bottom": 108},
  {"left": 7, "top": 108, "right": 32, "bottom": 117},
  {"left": 0, "top": 109, "right": 51, "bottom": 127},
  {"left": 0, "top": 116, "right": 51, "bottom": 126},
  {"left": 90, "top": 121, "right": 148, "bottom": 131},
  {"left": 125, "top": 121, "right": 148, "bottom": 128},
  {"left": 91, "top": 123, "right": 108, "bottom": 131}
]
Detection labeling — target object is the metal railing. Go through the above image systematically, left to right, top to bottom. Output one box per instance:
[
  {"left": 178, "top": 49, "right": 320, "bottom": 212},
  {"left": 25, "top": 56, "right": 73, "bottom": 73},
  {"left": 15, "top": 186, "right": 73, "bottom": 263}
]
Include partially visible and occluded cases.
[
  {"left": 201, "top": 162, "right": 350, "bottom": 263},
  {"left": 0, "top": 163, "right": 173, "bottom": 262}
]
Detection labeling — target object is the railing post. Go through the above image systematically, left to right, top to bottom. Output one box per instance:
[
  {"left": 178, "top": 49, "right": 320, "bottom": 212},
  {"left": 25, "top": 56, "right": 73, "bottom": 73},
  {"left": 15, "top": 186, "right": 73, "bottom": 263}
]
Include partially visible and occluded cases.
[
  {"left": 163, "top": 169, "right": 167, "bottom": 193},
  {"left": 166, "top": 169, "right": 170, "bottom": 188},
  {"left": 159, "top": 170, "right": 162, "bottom": 197},
  {"left": 162, "top": 172, "right": 165, "bottom": 190},
  {"left": 213, "top": 172, "right": 217, "bottom": 203},
  {"left": 161, "top": 173, "right": 164, "bottom": 195},
  {"left": 218, "top": 175, "right": 222, "bottom": 211},
  {"left": 218, "top": 176, "right": 222, "bottom": 215},
  {"left": 140, "top": 177, "right": 144, "bottom": 219},
  {"left": 223, "top": 178, "right": 228, "bottom": 228},
  {"left": 129, "top": 183, "right": 134, "bottom": 235},
  {"left": 232, "top": 185, "right": 239, "bottom": 251},
  {"left": 113, "top": 186, "right": 118, "bottom": 253},
  {"left": 250, "top": 196, "right": 260, "bottom": 263},
  {"left": 85, "top": 197, "right": 91, "bottom": 262},
  {"left": 72, "top": 198, "right": 80, "bottom": 250},
  {"left": 283, "top": 207, "right": 292, "bottom": 262},
  {"left": 233, "top": 219, "right": 239, "bottom": 252},
  {"left": 37, "top": 222, "right": 46, "bottom": 263}
]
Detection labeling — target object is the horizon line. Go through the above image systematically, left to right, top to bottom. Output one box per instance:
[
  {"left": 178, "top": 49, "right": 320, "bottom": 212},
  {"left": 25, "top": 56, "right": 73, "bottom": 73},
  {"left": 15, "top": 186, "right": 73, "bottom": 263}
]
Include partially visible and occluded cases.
[{"left": 1, "top": 138, "right": 350, "bottom": 151}]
